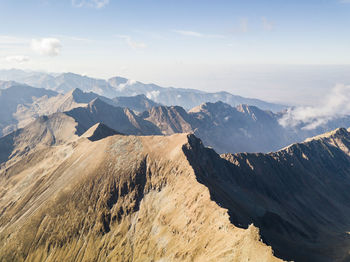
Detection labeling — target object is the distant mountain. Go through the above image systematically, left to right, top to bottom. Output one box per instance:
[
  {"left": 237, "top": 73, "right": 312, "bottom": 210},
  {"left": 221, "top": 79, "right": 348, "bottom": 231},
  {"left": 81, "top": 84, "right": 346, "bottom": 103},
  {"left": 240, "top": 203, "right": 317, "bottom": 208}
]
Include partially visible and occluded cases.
[
  {"left": 0, "top": 69, "right": 286, "bottom": 112},
  {"left": 0, "top": 82, "right": 57, "bottom": 136},
  {"left": 4, "top": 83, "right": 350, "bottom": 154},
  {"left": 0, "top": 84, "right": 163, "bottom": 137},
  {"left": 112, "top": 94, "right": 160, "bottom": 112},
  {"left": 65, "top": 98, "right": 161, "bottom": 135},
  {"left": 142, "top": 101, "right": 350, "bottom": 153}
]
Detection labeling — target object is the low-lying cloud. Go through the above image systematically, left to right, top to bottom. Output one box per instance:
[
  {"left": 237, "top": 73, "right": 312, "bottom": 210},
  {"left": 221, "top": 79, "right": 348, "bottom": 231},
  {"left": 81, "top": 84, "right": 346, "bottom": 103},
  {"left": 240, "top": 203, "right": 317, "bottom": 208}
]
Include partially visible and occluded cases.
[
  {"left": 117, "top": 35, "right": 146, "bottom": 49},
  {"left": 31, "top": 38, "right": 61, "bottom": 56},
  {"left": 5, "top": 55, "right": 30, "bottom": 63},
  {"left": 279, "top": 84, "right": 350, "bottom": 130}
]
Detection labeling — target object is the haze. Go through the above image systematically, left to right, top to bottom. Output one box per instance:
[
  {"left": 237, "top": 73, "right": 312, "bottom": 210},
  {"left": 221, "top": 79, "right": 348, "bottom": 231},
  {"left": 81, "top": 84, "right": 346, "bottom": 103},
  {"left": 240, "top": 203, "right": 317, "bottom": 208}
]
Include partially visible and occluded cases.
[{"left": 2, "top": 0, "right": 350, "bottom": 105}]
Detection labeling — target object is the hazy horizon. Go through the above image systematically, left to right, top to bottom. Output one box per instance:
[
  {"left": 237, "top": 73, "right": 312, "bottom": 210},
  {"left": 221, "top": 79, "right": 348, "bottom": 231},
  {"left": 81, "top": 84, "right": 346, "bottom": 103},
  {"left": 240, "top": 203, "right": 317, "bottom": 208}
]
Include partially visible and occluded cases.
[{"left": 2, "top": 0, "right": 350, "bottom": 105}]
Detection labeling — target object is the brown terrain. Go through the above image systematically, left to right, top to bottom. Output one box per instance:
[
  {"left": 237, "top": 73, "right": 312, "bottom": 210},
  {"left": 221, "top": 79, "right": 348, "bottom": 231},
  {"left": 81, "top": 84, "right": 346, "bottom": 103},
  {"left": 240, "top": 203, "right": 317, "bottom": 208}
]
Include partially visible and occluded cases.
[
  {"left": 1, "top": 85, "right": 350, "bottom": 261},
  {"left": 0, "top": 121, "right": 280, "bottom": 262}
]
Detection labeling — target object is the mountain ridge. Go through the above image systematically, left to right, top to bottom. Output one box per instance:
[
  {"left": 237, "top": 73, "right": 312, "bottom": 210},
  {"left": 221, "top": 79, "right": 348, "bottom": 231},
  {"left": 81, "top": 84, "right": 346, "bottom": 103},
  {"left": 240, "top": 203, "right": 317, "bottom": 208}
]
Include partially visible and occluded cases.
[{"left": 0, "top": 69, "right": 286, "bottom": 112}]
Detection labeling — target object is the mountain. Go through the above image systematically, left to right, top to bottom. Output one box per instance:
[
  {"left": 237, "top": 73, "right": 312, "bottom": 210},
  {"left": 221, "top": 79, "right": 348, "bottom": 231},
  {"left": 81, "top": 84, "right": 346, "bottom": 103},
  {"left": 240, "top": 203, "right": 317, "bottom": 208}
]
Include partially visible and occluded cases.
[
  {"left": 0, "top": 69, "right": 286, "bottom": 112},
  {"left": 0, "top": 82, "right": 57, "bottom": 136},
  {"left": 4, "top": 84, "right": 350, "bottom": 154},
  {"left": 0, "top": 85, "right": 115, "bottom": 136},
  {"left": 112, "top": 94, "right": 160, "bottom": 112},
  {"left": 65, "top": 98, "right": 161, "bottom": 135},
  {"left": 141, "top": 101, "right": 350, "bottom": 154},
  {"left": 188, "top": 102, "right": 289, "bottom": 153},
  {"left": 142, "top": 105, "right": 194, "bottom": 134},
  {"left": 0, "top": 113, "right": 78, "bottom": 164},
  {"left": 2, "top": 122, "right": 350, "bottom": 261},
  {"left": 81, "top": 122, "right": 121, "bottom": 141},
  {"left": 0, "top": 127, "right": 281, "bottom": 262},
  {"left": 184, "top": 127, "right": 350, "bottom": 262}
]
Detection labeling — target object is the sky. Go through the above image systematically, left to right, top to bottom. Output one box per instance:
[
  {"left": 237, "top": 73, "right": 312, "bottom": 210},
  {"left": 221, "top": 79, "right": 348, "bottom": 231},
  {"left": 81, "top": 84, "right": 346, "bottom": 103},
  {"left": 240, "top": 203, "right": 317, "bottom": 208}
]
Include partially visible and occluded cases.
[{"left": 1, "top": 0, "right": 350, "bottom": 105}]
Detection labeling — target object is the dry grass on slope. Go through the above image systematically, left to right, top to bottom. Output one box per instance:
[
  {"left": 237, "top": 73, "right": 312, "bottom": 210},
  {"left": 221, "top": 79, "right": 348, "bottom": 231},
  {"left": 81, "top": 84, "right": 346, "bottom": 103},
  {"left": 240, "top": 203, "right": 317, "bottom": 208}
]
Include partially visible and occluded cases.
[{"left": 0, "top": 134, "right": 281, "bottom": 262}]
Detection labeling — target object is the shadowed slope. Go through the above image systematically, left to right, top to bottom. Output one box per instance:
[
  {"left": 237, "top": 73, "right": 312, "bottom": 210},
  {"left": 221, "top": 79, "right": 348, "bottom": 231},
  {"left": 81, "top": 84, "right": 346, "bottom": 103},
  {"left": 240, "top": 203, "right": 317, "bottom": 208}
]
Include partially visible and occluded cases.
[
  {"left": 81, "top": 123, "right": 122, "bottom": 141},
  {"left": 183, "top": 128, "right": 350, "bottom": 262}
]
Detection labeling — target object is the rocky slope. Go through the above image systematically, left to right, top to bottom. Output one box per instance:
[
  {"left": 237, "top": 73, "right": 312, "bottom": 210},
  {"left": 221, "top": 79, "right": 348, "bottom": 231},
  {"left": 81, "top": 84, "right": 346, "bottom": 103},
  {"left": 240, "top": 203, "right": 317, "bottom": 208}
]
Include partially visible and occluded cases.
[
  {"left": 0, "top": 127, "right": 281, "bottom": 262},
  {"left": 184, "top": 127, "right": 350, "bottom": 262}
]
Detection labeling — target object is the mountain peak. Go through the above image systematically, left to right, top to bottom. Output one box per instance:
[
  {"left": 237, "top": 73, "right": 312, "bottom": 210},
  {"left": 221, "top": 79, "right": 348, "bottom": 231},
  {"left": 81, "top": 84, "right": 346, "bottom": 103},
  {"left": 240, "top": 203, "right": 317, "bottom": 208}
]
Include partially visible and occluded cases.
[
  {"left": 189, "top": 101, "right": 231, "bottom": 113},
  {"left": 81, "top": 122, "right": 121, "bottom": 141},
  {"left": 304, "top": 127, "right": 349, "bottom": 142}
]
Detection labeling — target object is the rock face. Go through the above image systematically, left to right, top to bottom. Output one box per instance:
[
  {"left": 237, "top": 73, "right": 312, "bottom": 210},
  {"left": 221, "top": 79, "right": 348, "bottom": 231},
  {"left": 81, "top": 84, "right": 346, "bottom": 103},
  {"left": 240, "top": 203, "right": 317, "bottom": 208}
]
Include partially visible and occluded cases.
[
  {"left": 184, "top": 128, "right": 350, "bottom": 262},
  {"left": 0, "top": 131, "right": 281, "bottom": 262}
]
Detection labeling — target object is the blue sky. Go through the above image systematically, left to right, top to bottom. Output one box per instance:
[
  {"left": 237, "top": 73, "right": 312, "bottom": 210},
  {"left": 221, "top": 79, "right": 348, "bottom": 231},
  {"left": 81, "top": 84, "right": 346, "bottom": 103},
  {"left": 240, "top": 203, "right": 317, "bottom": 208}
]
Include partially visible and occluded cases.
[{"left": 1, "top": 0, "right": 350, "bottom": 104}]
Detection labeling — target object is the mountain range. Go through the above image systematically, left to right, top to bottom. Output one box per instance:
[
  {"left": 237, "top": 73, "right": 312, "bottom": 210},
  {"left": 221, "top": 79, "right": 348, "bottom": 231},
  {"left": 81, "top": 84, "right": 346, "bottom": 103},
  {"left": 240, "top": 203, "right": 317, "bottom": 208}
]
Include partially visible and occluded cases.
[
  {"left": 0, "top": 69, "right": 286, "bottom": 112},
  {"left": 1, "top": 71, "right": 350, "bottom": 262},
  {"left": 1, "top": 82, "right": 350, "bottom": 154},
  {"left": 1, "top": 110, "right": 350, "bottom": 261}
]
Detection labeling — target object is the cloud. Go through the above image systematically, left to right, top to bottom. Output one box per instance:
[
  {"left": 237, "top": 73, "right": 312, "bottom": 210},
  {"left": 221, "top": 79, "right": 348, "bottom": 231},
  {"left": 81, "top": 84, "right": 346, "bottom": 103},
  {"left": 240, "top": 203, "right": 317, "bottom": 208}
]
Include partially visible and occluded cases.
[
  {"left": 72, "top": 0, "right": 109, "bottom": 8},
  {"left": 262, "top": 17, "right": 274, "bottom": 31},
  {"left": 239, "top": 18, "right": 248, "bottom": 33},
  {"left": 173, "top": 30, "right": 225, "bottom": 38},
  {"left": 174, "top": 30, "right": 203, "bottom": 37},
  {"left": 53, "top": 34, "right": 92, "bottom": 42},
  {"left": 0, "top": 35, "right": 28, "bottom": 45},
  {"left": 117, "top": 35, "right": 146, "bottom": 49},
  {"left": 31, "top": 38, "right": 62, "bottom": 56},
  {"left": 5, "top": 55, "right": 30, "bottom": 63},
  {"left": 279, "top": 84, "right": 350, "bottom": 130},
  {"left": 146, "top": 90, "right": 160, "bottom": 100}
]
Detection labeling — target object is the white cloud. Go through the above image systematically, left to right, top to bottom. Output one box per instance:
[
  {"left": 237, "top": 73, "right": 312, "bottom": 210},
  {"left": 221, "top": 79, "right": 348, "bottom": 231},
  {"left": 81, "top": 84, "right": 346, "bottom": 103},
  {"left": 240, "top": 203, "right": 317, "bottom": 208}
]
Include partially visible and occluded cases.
[
  {"left": 72, "top": 0, "right": 109, "bottom": 8},
  {"left": 262, "top": 17, "right": 274, "bottom": 31},
  {"left": 173, "top": 30, "right": 225, "bottom": 38},
  {"left": 174, "top": 30, "right": 203, "bottom": 37},
  {"left": 53, "top": 34, "right": 92, "bottom": 42},
  {"left": 117, "top": 35, "right": 146, "bottom": 49},
  {"left": 31, "top": 38, "right": 62, "bottom": 56},
  {"left": 5, "top": 55, "right": 30, "bottom": 63},
  {"left": 128, "top": 79, "right": 137, "bottom": 85},
  {"left": 279, "top": 84, "right": 350, "bottom": 130},
  {"left": 146, "top": 90, "right": 160, "bottom": 100}
]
